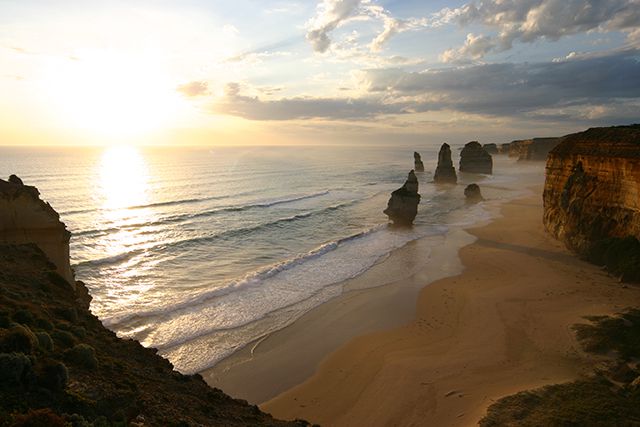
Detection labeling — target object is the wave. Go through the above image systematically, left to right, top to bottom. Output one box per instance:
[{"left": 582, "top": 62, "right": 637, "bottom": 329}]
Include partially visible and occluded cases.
[
  {"left": 70, "top": 190, "right": 332, "bottom": 238},
  {"left": 73, "top": 198, "right": 357, "bottom": 269},
  {"left": 100, "top": 223, "right": 386, "bottom": 329}
]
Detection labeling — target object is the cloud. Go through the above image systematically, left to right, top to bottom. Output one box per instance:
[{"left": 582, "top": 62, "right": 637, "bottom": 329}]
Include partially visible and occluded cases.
[
  {"left": 306, "top": 0, "right": 367, "bottom": 53},
  {"left": 441, "top": 0, "right": 640, "bottom": 61},
  {"left": 440, "top": 33, "right": 495, "bottom": 63},
  {"left": 212, "top": 49, "right": 640, "bottom": 123},
  {"left": 177, "top": 81, "right": 209, "bottom": 97}
]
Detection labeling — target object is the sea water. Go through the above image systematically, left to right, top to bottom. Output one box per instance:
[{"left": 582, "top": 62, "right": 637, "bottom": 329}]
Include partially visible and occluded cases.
[{"left": 0, "top": 144, "right": 544, "bottom": 373}]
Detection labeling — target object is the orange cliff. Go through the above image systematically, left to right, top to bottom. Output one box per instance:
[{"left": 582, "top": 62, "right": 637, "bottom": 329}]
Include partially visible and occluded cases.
[
  {"left": 543, "top": 125, "right": 640, "bottom": 253},
  {"left": 0, "top": 176, "right": 74, "bottom": 286}
]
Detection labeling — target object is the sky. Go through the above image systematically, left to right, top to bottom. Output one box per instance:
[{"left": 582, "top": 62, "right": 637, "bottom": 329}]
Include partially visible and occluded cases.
[{"left": 1, "top": 0, "right": 639, "bottom": 146}]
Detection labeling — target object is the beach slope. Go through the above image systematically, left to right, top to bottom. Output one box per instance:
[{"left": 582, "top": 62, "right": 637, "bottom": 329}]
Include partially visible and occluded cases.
[{"left": 263, "top": 190, "right": 640, "bottom": 426}]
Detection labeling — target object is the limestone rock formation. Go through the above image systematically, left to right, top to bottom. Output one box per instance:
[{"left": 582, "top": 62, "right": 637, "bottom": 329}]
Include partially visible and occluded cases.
[
  {"left": 543, "top": 125, "right": 640, "bottom": 254},
  {"left": 505, "top": 138, "right": 562, "bottom": 161},
  {"left": 459, "top": 141, "right": 493, "bottom": 174},
  {"left": 433, "top": 143, "right": 457, "bottom": 184},
  {"left": 483, "top": 143, "right": 498, "bottom": 154},
  {"left": 414, "top": 152, "right": 425, "bottom": 172},
  {"left": 384, "top": 170, "right": 420, "bottom": 226},
  {"left": 0, "top": 176, "right": 74, "bottom": 285},
  {"left": 464, "top": 184, "right": 483, "bottom": 203}
]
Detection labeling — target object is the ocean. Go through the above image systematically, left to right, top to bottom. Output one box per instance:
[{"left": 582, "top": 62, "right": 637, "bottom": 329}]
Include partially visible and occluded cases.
[{"left": 0, "top": 144, "right": 544, "bottom": 374}]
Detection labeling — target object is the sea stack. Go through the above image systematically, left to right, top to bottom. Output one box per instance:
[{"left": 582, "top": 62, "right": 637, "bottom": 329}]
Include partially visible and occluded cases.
[
  {"left": 459, "top": 141, "right": 493, "bottom": 174},
  {"left": 433, "top": 143, "right": 457, "bottom": 184},
  {"left": 414, "top": 152, "right": 425, "bottom": 172},
  {"left": 384, "top": 170, "right": 421, "bottom": 226},
  {"left": 0, "top": 175, "right": 74, "bottom": 286},
  {"left": 464, "top": 184, "right": 483, "bottom": 203}
]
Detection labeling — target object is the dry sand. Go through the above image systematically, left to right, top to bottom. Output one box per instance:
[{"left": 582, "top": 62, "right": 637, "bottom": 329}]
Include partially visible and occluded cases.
[{"left": 262, "top": 191, "right": 640, "bottom": 426}]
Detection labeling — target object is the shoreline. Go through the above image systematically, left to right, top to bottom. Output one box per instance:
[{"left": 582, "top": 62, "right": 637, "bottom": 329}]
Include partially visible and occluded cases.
[
  {"left": 201, "top": 179, "right": 534, "bottom": 404},
  {"left": 261, "top": 188, "right": 640, "bottom": 426}
]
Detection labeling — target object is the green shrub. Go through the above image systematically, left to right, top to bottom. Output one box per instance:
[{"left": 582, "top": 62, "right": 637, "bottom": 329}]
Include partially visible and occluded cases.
[
  {"left": 587, "top": 236, "right": 640, "bottom": 282},
  {"left": 12, "top": 309, "right": 34, "bottom": 326},
  {"left": 574, "top": 309, "right": 640, "bottom": 360},
  {"left": 0, "top": 311, "right": 10, "bottom": 328},
  {"left": 34, "top": 318, "right": 54, "bottom": 331},
  {"left": 0, "top": 324, "right": 38, "bottom": 354},
  {"left": 51, "top": 329, "right": 77, "bottom": 349},
  {"left": 35, "top": 332, "right": 54, "bottom": 352},
  {"left": 65, "top": 344, "right": 98, "bottom": 370},
  {"left": 0, "top": 352, "right": 32, "bottom": 385},
  {"left": 35, "top": 358, "right": 68, "bottom": 391},
  {"left": 11, "top": 408, "right": 67, "bottom": 427},
  {"left": 66, "top": 413, "right": 91, "bottom": 427}
]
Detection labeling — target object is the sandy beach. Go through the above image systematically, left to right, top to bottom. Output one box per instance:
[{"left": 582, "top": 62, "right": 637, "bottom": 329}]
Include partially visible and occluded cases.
[{"left": 259, "top": 189, "right": 640, "bottom": 426}]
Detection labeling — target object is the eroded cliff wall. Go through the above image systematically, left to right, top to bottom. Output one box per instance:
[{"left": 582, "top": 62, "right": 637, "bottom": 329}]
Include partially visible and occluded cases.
[
  {"left": 543, "top": 125, "right": 640, "bottom": 254},
  {"left": 0, "top": 178, "right": 74, "bottom": 285}
]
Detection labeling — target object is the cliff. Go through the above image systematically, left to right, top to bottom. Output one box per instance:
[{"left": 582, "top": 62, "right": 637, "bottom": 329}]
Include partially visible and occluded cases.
[
  {"left": 543, "top": 125, "right": 640, "bottom": 257},
  {"left": 505, "top": 137, "right": 562, "bottom": 161},
  {"left": 459, "top": 141, "right": 492, "bottom": 174},
  {"left": 413, "top": 152, "right": 425, "bottom": 172},
  {"left": 0, "top": 177, "right": 74, "bottom": 286},
  {"left": 0, "top": 243, "right": 306, "bottom": 426}
]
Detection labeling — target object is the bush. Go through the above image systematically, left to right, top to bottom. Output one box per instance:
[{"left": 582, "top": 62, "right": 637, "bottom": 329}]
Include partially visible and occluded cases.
[
  {"left": 587, "top": 236, "right": 640, "bottom": 282},
  {"left": 12, "top": 309, "right": 34, "bottom": 326},
  {"left": 34, "top": 318, "right": 54, "bottom": 331},
  {"left": 0, "top": 324, "right": 38, "bottom": 354},
  {"left": 51, "top": 329, "right": 77, "bottom": 349},
  {"left": 35, "top": 332, "right": 54, "bottom": 352},
  {"left": 65, "top": 344, "right": 98, "bottom": 370},
  {"left": 0, "top": 352, "right": 32, "bottom": 385},
  {"left": 35, "top": 359, "right": 68, "bottom": 391},
  {"left": 11, "top": 408, "right": 67, "bottom": 427}
]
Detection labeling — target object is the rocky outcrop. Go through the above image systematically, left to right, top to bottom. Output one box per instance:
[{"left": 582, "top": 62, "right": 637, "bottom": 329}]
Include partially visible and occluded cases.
[
  {"left": 543, "top": 125, "right": 640, "bottom": 255},
  {"left": 505, "top": 138, "right": 562, "bottom": 161},
  {"left": 459, "top": 141, "right": 493, "bottom": 174},
  {"left": 433, "top": 143, "right": 457, "bottom": 184},
  {"left": 483, "top": 143, "right": 498, "bottom": 154},
  {"left": 414, "top": 152, "right": 425, "bottom": 172},
  {"left": 384, "top": 170, "right": 420, "bottom": 226},
  {"left": 0, "top": 176, "right": 73, "bottom": 286},
  {"left": 464, "top": 184, "right": 484, "bottom": 203},
  {"left": 0, "top": 244, "right": 305, "bottom": 426}
]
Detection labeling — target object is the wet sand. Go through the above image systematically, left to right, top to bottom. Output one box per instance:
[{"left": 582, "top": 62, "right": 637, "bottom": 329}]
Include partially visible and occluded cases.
[{"left": 262, "top": 191, "right": 640, "bottom": 426}]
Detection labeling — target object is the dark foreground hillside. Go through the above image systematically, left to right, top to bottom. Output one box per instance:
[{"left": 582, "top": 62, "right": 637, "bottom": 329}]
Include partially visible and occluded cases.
[{"left": 0, "top": 243, "right": 308, "bottom": 427}]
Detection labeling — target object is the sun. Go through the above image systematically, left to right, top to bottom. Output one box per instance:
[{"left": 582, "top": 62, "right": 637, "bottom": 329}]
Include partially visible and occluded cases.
[{"left": 42, "top": 51, "right": 182, "bottom": 141}]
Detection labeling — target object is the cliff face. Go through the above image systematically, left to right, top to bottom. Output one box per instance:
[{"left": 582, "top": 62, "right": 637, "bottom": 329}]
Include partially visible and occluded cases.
[
  {"left": 543, "top": 125, "right": 640, "bottom": 254},
  {"left": 506, "top": 137, "right": 562, "bottom": 161},
  {"left": 0, "top": 178, "right": 74, "bottom": 286},
  {"left": 0, "top": 243, "right": 305, "bottom": 426}
]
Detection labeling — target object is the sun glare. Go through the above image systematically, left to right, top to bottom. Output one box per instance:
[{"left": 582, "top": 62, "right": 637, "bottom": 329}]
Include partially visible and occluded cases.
[
  {"left": 43, "top": 51, "right": 181, "bottom": 140},
  {"left": 99, "top": 145, "right": 149, "bottom": 210}
]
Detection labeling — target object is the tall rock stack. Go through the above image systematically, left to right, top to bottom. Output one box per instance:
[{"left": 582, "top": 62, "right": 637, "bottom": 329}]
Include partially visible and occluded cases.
[
  {"left": 459, "top": 141, "right": 493, "bottom": 174},
  {"left": 433, "top": 143, "right": 457, "bottom": 184},
  {"left": 413, "top": 152, "right": 425, "bottom": 172},
  {"left": 384, "top": 170, "right": 421, "bottom": 226},
  {"left": 0, "top": 175, "right": 74, "bottom": 286}
]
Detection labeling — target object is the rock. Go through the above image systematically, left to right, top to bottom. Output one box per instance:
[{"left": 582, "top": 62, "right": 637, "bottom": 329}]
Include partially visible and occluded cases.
[
  {"left": 543, "top": 125, "right": 640, "bottom": 255},
  {"left": 507, "top": 138, "right": 562, "bottom": 161},
  {"left": 459, "top": 141, "right": 493, "bottom": 174},
  {"left": 433, "top": 143, "right": 457, "bottom": 184},
  {"left": 483, "top": 143, "right": 498, "bottom": 154},
  {"left": 414, "top": 152, "right": 425, "bottom": 172},
  {"left": 384, "top": 170, "right": 421, "bottom": 226},
  {"left": 8, "top": 174, "right": 23, "bottom": 185},
  {"left": 0, "top": 177, "right": 74, "bottom": 286},
  {"left": 464, "top": 184, "right": 483, "bottom": 203}
]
